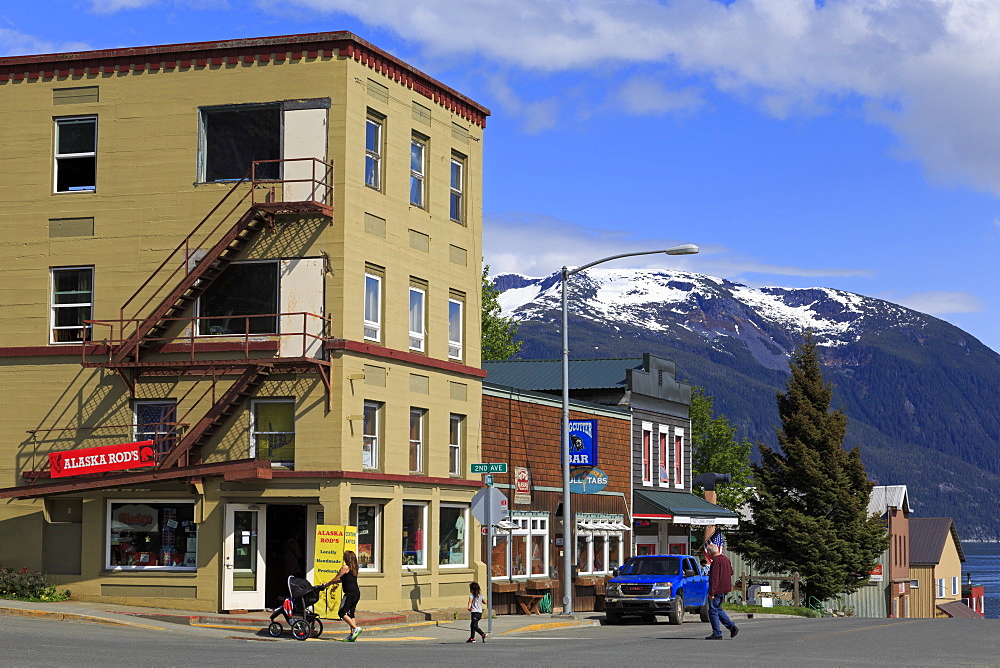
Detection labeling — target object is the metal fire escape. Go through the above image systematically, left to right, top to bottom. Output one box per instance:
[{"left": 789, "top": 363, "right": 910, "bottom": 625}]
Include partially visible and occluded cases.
[{"left": 6, "top": 159, "right": 334, "bottom": 498}]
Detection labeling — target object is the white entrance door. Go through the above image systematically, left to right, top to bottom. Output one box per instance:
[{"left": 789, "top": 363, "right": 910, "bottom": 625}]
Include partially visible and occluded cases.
[{"left": 223, "top": 504, "right": 267, "bottom": 610}]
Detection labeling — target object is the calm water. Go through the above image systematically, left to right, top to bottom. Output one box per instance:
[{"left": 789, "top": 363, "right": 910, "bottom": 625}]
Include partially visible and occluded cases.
[{"left": 962, "top": 542, "right": 1000, "bottom": 619}]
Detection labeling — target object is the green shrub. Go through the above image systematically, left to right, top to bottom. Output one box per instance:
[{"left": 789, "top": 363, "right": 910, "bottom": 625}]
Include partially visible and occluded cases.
[{"left": 0, "top": 566, "right": 71, "bottom": 602}]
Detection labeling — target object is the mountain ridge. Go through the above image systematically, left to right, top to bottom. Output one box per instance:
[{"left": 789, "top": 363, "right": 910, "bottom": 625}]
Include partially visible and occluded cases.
[{"left": 494, "top": 269, "right": 1000, "bottom": 539}]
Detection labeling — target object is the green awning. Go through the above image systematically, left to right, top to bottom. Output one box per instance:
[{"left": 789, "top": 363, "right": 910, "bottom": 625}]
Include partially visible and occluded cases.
[{"left": 634, "top": 489, "right": 739, "bottom": 525}]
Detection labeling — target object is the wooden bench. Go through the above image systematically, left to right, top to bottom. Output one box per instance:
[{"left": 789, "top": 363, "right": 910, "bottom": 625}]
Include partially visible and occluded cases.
[{"left": 514, "top": 593, "right": 544, "bottom": 615}]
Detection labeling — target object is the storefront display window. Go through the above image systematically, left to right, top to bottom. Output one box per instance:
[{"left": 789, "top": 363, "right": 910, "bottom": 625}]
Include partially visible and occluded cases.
[
  {"left": 107, "top": 500, "right": 197, "bottom": 570},
  {"left": 353, "top": 503, "right": 380, "bottom": 571},
  {"left": 402, "top": 503, "right": 426, "bottom": 568},
  {"left": 438, "top": 505, "right": 468, "bottom": 567},
  {"left": 491, "top": 514, "right": 549, "bottom": 579},
  {"left": 577, "top": 529, "right": 625, "bottom": 575}
]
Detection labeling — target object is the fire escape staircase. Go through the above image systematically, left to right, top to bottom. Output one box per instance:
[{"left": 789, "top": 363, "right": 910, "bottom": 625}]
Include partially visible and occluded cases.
[
  {"left": 4, "top": 160, "right": 335, "bottom": 498},
  {"left": 111, "top": 207, "right": 271, "bottom": 364},
  {"left": 158, "top": 363, "right": 272, "bottom": 469}
]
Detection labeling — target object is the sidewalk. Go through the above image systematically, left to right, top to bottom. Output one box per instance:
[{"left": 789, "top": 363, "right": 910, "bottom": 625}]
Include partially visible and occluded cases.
[{"left": 0, "top": 597, "right": 602, "bottom": 638}]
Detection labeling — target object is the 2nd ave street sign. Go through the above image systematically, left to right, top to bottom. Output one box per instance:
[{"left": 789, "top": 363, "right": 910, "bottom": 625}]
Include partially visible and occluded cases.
[{"left": 470, "top": 463, "right": 507, "bottom": 473}]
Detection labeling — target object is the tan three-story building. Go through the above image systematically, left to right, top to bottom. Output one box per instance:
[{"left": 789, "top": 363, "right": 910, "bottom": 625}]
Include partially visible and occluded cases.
[{"left": 0, "top": 32, "right": 488, "bottom": 613}]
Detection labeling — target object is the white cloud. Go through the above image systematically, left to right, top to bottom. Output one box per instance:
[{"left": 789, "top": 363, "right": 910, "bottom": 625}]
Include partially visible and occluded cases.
[
  {"left": 88, "top": 0, "right": 159, "bottom": 12},
  {"left": 277, "top": 0, "right": 1000, "bottom": 195},
  {"left": 0, "top": 28, "right": 89, "bottom": 57},
  {"left": 485, "top": 73, "right": 560, "bottom": 134},
  {"left": 614, "top": 77, "right": 706, "bottom": 116},
  {"left": 484, "top": 211, "right": 871, "bottom": 280},
  {"left": 890, "top": 290, "right": 983, "bottom": 315}
]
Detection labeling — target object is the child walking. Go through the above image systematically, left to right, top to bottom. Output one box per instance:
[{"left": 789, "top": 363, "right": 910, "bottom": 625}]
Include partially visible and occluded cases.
[{"left": 467, "top": 581, "right": 488, "bottom": 643}]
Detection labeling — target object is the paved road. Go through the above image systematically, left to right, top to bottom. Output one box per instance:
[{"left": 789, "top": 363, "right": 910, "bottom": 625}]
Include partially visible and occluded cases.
[{"left": 1, "top": 613, "right": 997, "bottom": 666}]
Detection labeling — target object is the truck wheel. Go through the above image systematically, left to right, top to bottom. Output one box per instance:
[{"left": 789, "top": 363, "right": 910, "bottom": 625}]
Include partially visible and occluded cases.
[
  {"left": 668, "top": 594, "right": 685, "bottom": 625},
  {"left": 699, "top": 599, "right": 711, "bottom": 623},
  {"left": 605, "top": 612, "right": 623, "bottom": 625}
]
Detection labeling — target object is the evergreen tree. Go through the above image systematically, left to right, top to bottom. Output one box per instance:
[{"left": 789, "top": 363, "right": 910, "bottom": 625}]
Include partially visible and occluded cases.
[
  {"left": 481, "top": 264, "right": 521, "bottom": 361},
  {"left": 730, "top": 332, "right": 887, "bottom": 602},
  {"left": 690, "top": 387, "right": 754, "bottom": 511}
]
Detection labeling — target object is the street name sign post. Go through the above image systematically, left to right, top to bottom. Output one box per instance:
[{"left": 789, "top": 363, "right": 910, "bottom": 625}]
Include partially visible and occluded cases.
[
  {"left": 470, "top": 463, "right": 508, "bottom": 473},
  {"left": 471, "top": 484, "right": 508, "bottom": 633}
]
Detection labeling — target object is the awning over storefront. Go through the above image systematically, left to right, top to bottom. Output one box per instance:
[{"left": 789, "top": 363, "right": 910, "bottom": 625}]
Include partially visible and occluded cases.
[{"left": 633, "top": 489, "right": 739, "bottom": 526}]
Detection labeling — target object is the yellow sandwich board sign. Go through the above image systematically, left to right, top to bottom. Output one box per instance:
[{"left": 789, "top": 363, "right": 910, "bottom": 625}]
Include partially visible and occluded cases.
[{"left": 313, "top": 524, "right": 358, "bottom": 618}]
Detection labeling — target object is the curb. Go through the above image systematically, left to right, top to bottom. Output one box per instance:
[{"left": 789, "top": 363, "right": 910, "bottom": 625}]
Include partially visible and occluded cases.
[{"left": 0, "top": 606, "right": 164, "bottom": 630}]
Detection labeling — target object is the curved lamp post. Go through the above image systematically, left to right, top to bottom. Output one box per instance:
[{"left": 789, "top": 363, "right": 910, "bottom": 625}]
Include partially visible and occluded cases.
[{"left": 560, "top": 244, "right": 699, "bottom": 614}]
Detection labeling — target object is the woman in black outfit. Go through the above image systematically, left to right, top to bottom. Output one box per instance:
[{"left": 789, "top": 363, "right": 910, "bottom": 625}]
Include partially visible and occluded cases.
[{"left": 327, "top": 550, "right": 363, "bottom": 641}]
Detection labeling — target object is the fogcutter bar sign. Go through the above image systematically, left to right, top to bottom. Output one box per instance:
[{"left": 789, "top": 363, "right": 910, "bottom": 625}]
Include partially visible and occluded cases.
[
  {"left": 568, "top": 420, "right": 598, "bottom": 466},
  {"left": 49, "top": 440, "right": 156, "bottom": 478}
]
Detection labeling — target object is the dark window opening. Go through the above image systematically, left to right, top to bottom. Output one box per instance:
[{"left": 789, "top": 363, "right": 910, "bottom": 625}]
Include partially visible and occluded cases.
[
  {"left": 202, "top": 106, "right": 280, "bottom": 182},
  {"left": 198, "top": 262, "right": 278, "bottom": 335}
]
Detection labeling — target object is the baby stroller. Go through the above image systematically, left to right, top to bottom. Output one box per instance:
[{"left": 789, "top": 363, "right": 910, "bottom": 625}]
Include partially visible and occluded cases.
[{"left": 268, "top": 575, "right": 329, "bottom": 640}]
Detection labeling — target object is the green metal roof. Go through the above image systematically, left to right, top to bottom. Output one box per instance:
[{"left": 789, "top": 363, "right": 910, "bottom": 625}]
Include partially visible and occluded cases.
[
  {"left": 483, "top": 358, "right": 643, "bottom": 391},
  {"left": 633, "top": 489, "right": 739, "bottom": 520}
]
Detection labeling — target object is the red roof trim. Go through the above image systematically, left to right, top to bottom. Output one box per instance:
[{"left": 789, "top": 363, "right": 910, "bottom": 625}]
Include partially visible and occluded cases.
[
  {"left": 0, "top": 31, "right": 489, "bottom": 127},
  {"left": 325, "top": 339, "right": 487, "bottom": 378},
  {"left": 272, "top": 469, "right": 483, "bottom": 487},
  {"left": 633, "top": 513, "right": 674, "bottom": 519}
]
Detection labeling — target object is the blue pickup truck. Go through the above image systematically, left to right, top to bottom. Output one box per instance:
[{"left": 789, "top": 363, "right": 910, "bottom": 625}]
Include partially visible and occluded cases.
[{"left": 604, "top": 554, "right": 711, "bottom": 625}]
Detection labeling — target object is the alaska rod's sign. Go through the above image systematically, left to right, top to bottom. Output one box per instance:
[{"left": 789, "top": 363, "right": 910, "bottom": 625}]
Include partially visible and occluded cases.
[{"left": 49, "top": 440, "right": 157, "bottom": 478}]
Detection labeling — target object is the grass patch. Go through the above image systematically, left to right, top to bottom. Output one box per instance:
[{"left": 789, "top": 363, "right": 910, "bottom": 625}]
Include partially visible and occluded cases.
[{"left": 723, "top": 603, "right": 819, "bottom": 618}]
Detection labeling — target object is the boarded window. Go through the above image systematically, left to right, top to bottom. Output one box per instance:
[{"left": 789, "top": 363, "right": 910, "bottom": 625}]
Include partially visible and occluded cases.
[
  {"left": 201, "top": 105, "right": 280, "bottom": 182},
  {"left": 198, "top": 262, "right": 278, "bottom": 335}
]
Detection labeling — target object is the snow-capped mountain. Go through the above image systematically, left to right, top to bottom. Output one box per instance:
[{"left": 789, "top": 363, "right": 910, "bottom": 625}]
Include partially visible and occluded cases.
[{"left": 493, "top": 268, "right": 1000, "bottom": 539}]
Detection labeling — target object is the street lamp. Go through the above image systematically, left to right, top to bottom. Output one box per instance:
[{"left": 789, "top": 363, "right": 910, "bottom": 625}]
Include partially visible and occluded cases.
[{"left": 559, "top": 244, "right": 699, "bottom": 614}]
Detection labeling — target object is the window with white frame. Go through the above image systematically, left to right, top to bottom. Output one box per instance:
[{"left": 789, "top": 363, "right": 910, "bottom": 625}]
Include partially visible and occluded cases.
[
  {"left": 365, "top": 115, "right": 382, "bottom": 190},
  {"left": 55, "top": 116, "right": 97, "bottom": 192},
  {"left": 410, "top": 135, "right": 426, "bottom": 207},
  {"left": 449, "top": 154, "right": 464, "bottom": 223},
  {"left": 50, "top": 266, "right": 94, "bottom": 343},
  {"left": 363, "top": 271, "right": 382, "bottom": 342},
  {"left": 409, "top": 285, "right": 426, "bottom": 352},
  {"left": 448, "top": 297, "right": 463, "bottom": 360},
  {"left": 252, "top": 399, "right": 295, "bottom": 467},
  {"left": 134, "top": 400, "right": 178, "bottom": 456},
  {"left": 363, "top": 401, "right": 381, "bottom": 470},
  {"left": 409, "top": 408, "right": 425, "bottom": 473},
  {"left": 449, "top": 414, "right": 464, "bottom": 476},
  {"left": 641, "top": 423, "right": 653, "bottom": 486},
  {"left": 658, "top": 426, "right": 669, "bottom": 487},
  {"left": 673, "top": 428, "right": 684, "bottom": 488},
  {"left": 107, "top": 500, "right": 197, "bottom": 570},
  {"left": 353, "top": 503, "right": 380, "bottom": 571},
  {"left": 402, "top": 503, "right": 427, "bottom": 567},
  {"left": 438, "top": 504, "right": 468, "bottom": 567},
  {"left": 491, "top": 515, "right": 549, "bottom": 579},
  {"left": 576, "top": 526, "right": 626, "bottom": 575},
  {"left": 952, "top": 576, "right": 959, "bottom": 596},
  {"left": 937, "top": 578, "right": 945, "bottom": 598}
]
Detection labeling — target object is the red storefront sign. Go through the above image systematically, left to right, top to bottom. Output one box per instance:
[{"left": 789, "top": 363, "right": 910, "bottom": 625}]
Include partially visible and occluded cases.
[
  {"left": 49, "top": 440, "right": 156, "bottom": 478},
  {"left": 514, "top": 466, "right": 532, "bottom": 504}
]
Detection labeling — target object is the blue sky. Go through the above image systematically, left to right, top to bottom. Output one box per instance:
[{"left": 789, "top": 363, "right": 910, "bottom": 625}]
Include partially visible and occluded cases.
[{"left": 4, "top": 1, "right": 999, "bottom": 351}]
